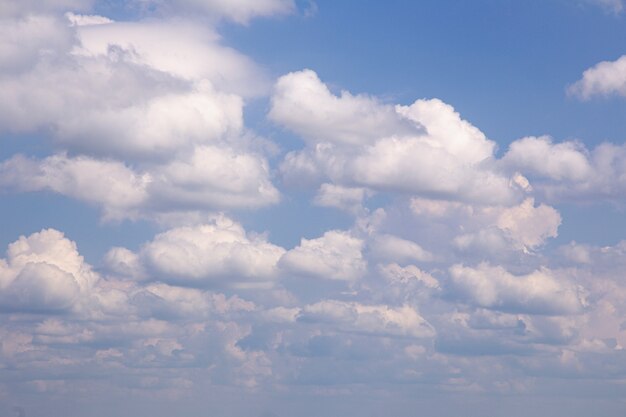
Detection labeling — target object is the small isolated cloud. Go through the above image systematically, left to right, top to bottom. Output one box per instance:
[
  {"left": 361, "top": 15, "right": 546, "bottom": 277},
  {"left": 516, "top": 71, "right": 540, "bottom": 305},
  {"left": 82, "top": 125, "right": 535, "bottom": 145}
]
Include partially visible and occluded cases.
[{"left": 569, "top": 55, "right": 626, "bottom": 99}]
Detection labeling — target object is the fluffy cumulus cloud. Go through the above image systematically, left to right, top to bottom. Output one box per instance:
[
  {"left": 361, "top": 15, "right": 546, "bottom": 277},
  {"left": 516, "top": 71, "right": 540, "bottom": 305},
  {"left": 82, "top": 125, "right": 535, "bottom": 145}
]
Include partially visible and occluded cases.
[
  {"left": 0, "top": 9, "right": 280, "bottom": 222},
  {"left": 569, "top": 54, "right": 626, "bottom": 99},
  {"left": 273, "top": 70, "right": 523, "bottom": 205},
  {"left": 502, "top": 136, "right": 626, "bottom": 202},
  {"left": 0, "top": 150, "right": 279, "bottom": 219},
  {"left": 133, "top": 216, "right": 286, "bottom": 285},
  {"left": 0, "top": 229, "right": 97, "bottom": 313},
  {"left": 279, "top": 230, "right": 366, "bottom": 281},
  {"left": 449, "top": 263, "right": 585, "bottom": 315}
]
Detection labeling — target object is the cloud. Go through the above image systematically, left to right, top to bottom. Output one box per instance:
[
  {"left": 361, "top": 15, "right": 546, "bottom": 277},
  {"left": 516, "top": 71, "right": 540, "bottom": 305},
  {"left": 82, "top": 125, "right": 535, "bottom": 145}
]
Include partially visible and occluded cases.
[
  {"left": 133, "top": 0, "right": 295, "bottom": 24},
  {"left": 0, "top": 15, "right": 75, "bottom": 73},
  {"left": 75, "top": 20, "right": 267, "bottom": 97},
  {"left": 569, "top": 55, "right": 626, "bottom": 99},
  {"left": 270, "top": 69, "right": 419, "bottom": 145},
  {"left": 272, "top": 70, "right": 523, "bottom": 205},
  {"left": 502, "top": 136, "right": 592, "bottom": 181},
  {"left": 502, "top": 137, "right": 626, "bottom": 202},
  {"left": 0, "top": 148, "right": 279, "bottom": 220},
  {"left": 0, "top": 153, "right": 149, "bottom": 219},
  {"left": 313, "top": 183, "right": 371, "bottom": 213},
  {"left": 496, "top": 198, "right": 561, "bottom": 250},
  {"left": 137, "top": 216, "right": 285, "bottom": 285},
  {"left": 0, "top": 229, "right": 98, "bottom": 313},
  {"left": 279, "top": 230, "right": 366, "bottom": 281},
  {"left": 368, "top": 234, "right": 433, "bottom": 263},
  {"left": 378, "top": 263, "right": 440, "bottom": 290},
  {"left": 449, "top": 263, "right": 586, "bottom": 315},
  {"left": 299, "top": 300, "right": 435, "bottom": 338}
]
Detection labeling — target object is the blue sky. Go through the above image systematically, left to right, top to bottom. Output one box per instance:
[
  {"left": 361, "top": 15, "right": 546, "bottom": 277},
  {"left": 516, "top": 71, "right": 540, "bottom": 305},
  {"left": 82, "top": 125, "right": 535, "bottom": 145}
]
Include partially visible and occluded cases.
[{"left": 2, "top": 1, "right": 626, "bottom": 416}]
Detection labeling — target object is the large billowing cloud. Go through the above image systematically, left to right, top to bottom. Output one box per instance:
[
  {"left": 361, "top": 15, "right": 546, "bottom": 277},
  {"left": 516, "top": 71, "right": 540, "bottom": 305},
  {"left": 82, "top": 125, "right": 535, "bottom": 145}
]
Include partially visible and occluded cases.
[
  {"left": 0, "top": 12, "right": 280, "bottom": 222},
  {"left": 272, "top": 70, "right": 524, "bottom": 205},
  {"left": 131, "top": 216, "right": 286, "bottom": 285}
]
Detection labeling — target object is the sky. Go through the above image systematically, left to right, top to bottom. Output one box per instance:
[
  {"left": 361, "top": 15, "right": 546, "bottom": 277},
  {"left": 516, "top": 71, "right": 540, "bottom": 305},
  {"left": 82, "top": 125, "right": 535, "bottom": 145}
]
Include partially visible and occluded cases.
[{"left": 2, "top": 0, "right": 626, "bottom": 416}]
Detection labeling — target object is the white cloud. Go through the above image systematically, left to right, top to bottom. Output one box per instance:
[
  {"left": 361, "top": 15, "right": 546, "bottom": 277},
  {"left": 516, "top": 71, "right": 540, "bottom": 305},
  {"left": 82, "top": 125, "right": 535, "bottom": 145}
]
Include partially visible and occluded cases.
[
  {"left": 134, "top": 0, "right": 295, "bottom": 24},
  {"left": 65, "top": 12, "right": 113, "bottom": 26},
  {"left": 0, "top": 15, "right": 75, "bottom": 72},
  {"left": 75, "top": 20, "right": 267, "bottom": 97},
  {"left": 569, "top": 55, "right": 626, "bottom": 99},
  {"left": 270, "top": 69, "right": 419, "bottom": 145},
  {"left": 273, "top": 70, "right": 522, "bottom": 205},
  {"left": 502, "top": 136, "right": 592, "bottom": 181},
  {"left": 502, "top": 138, "right": 626, "bottom": 202},
  {"left": 149, "top": 145, "right": 280, "bottom": 211},
  {"left": 0, "top": 147, "right": 279, "bottom": 220},
  {"left": 0, "top": 154, "right": 149, "bottom": 220},
  {"left": 313, "top": 183, "right": 371, "bottom": 213},
  {"left": 408, "top": 196, "right": 560, "bottom": 254},
  {"left": 496, "top": 198, "right": 561, "bottom": 250},
  {"left": 140, "top": 216, "right": 286, "bottom": 284},
  {"left": 0, "top": 229, "right": 98, "bottom": 313},
  {"left": 279, "top": 230, "right": 366, "bottom": 281},
  {"left": 369, "top": 234, "right": 433, "bottom": 263},
  {"left": 378, "top": 263, "right": 440, "bottom": 290},
  {"left": 449, "top": 263, "right": 586, "bottom": 315},
  {"left": 299, "top": 300, "right": 435, "bottom": 338}
]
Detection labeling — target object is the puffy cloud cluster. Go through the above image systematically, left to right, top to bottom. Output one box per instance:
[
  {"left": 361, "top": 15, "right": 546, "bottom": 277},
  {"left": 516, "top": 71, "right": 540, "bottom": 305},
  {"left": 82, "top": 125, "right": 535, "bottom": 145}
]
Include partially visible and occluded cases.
[
  {"left": 0, "top": 13, "right": 280, "bottom": 221},
  {"left": 272, "top": 70, "right": 523, "bottom": 205},
  {"left": 502, "top": 136, "right": 626, "bottom": 202},
  {"left": 129, "top": 216, "right": 286, "bottom": 285},
  {"left": 0, "top": 229, "right": 97, "bottom": 313},
  {"left": 279, "top": 230, "right": 366, "bottom": 281}
]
